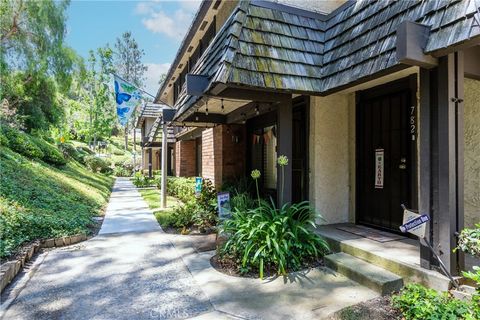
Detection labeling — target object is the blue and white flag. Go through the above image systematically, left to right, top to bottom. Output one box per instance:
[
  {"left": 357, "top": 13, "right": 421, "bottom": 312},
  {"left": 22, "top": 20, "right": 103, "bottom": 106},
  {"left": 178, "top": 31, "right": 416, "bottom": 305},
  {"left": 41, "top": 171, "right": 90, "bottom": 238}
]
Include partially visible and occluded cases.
[{"left": 113, "top": 75, "right": 142, "bottom": 126}]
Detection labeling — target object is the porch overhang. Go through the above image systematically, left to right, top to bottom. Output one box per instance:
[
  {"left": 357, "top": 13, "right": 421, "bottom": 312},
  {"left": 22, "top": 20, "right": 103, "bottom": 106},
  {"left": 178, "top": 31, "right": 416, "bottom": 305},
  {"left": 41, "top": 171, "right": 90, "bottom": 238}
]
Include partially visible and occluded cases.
[{"left": 171, "top": 0, "right": 480, "bottom": 125}]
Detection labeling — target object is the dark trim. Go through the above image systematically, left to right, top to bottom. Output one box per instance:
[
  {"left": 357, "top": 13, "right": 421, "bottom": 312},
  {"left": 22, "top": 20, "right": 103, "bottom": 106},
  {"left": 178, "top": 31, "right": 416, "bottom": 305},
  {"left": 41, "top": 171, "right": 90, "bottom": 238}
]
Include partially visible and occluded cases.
[
  {"left": 396, "top": 21, "right": 438, "bottom": 69},
  {"left": 455, "top": 51, "right": 465, "bottom": 272},
  {"left": 432, "top": 53, "right": 464, "bottom": 274},
  {"left": 419, "top": 67, "right": 433, "bottom": 269},
  {"left": 186, "top": 74, "right": 210, "bottom": 96},
  {"left": 357, "top": 76, "right": 414, "bottom": 100},
  {"left": 212, "top": 85, "right": 292, "bottom": 102},
  {"left": 292, "top": 95, "right": 310, "bottom": 202},
  {"left": 277, "top": 96, "right": 293, "bottom": 205},
  {"left": 226, "top": 102, "right": 277, "bottom": 124},
  {"left": 162, "top": 109, "right": 176, "bottom": 122},
  {"left": 184, "top": 112, "right": 226, "bottom": 124},
  {"left": 148, "top": 148, "right": 153, "bottom": 178}
]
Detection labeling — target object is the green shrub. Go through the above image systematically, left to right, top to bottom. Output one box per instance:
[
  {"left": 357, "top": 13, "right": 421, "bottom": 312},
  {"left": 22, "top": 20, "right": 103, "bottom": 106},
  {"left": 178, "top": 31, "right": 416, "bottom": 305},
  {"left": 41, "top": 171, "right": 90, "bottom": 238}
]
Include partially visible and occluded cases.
[
  {"left": 2, "top": 126, "right": 44, "bottom": 159},
  {"left": 0, "top": 129, "right": 8, "bottom": 147},
  {"left": 30, "top": 136, "right": 67, "bottom": 166},
  {"left": 58, "top": 142, "right": 78, "bottom": 159},
  {"left": 80, "top": 145, "right": 95, "bottom": 155},
  {"left": 112, "top": 149, "right": 125, "bottom": 156},
  {"left": 84, "top": 155, "right": 110, "bottom": 173},
  {"left": 113, "top": 166, "right": 131, "bottom": 177},
  {"left": 132, "top": 172, "right": 155, "bottom": 187},
  {"left": 163, "top": 177, "right": 218, "bottom": 231},
  {"left": 165, "top": 177, "right": 196, "bottom": 202},
  {"left": 231, "top": 192, "right": 257, "bottom": 212},
  {"left": 220, "top": 200, "right": 329, "bottom": 278},
  {"left": 169, "top": 201, "right": 196, "bottom": 229},
  {"left": 456, "top": 223, "right": 480, "bottom": 258},
  {"left": 392, "top": 283, "right": 478, "bottom": 320}
]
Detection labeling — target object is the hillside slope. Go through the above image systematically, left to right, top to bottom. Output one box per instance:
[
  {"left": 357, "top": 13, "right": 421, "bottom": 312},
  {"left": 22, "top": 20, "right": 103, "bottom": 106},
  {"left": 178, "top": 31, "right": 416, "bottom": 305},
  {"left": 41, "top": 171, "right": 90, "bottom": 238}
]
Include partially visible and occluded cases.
[{"left": 0, "top": 135, "right": 114, "bottom": 259}]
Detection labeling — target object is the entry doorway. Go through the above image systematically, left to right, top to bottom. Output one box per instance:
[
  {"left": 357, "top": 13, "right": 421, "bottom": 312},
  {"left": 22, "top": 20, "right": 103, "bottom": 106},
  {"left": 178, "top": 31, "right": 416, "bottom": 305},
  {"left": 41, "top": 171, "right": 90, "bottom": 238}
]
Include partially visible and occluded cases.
[{"left": 356, "top": 77, "right": 417, "bottom": 233}]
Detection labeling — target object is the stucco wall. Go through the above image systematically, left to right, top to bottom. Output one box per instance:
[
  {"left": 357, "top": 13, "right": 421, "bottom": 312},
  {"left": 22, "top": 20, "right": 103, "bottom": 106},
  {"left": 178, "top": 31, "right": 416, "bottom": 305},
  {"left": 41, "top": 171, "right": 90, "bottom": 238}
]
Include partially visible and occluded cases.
[
  {"left": 464, "top": 78, "right": 480, "bottom": 228},
  {"left": 309, "top": 93, "right": 355, "bottom": 224}
]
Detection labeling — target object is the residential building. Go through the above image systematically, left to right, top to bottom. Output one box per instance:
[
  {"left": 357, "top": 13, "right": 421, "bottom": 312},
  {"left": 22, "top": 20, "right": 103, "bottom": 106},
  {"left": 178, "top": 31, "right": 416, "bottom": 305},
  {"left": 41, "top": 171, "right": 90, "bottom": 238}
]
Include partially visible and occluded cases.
[
  {"left": 154, "top": 0, "right": 480, "bottom": 284},
  {"left": 136, "top": 103, "right": 176, "bottom": 177}
]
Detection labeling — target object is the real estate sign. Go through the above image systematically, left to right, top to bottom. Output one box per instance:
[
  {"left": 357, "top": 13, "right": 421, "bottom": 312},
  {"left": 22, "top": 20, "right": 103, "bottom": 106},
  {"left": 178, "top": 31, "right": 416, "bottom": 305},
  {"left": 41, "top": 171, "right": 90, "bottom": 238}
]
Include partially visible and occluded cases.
[{"left": 217, "top": 192, "right": 231, "bottom": 220}]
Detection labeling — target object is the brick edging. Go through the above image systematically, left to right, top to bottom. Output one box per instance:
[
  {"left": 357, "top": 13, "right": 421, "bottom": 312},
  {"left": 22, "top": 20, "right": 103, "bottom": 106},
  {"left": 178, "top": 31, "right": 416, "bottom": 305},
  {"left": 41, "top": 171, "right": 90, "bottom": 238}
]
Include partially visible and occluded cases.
[{"left": 0, "top": 233, "right": 88, "bottom": 293}]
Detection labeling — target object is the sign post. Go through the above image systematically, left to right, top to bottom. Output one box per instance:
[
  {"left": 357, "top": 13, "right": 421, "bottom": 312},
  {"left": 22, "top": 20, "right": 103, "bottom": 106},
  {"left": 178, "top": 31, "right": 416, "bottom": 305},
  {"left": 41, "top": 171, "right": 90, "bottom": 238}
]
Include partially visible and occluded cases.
[{"left": 399, "top": 204, "right": 459, "bottom": 288}]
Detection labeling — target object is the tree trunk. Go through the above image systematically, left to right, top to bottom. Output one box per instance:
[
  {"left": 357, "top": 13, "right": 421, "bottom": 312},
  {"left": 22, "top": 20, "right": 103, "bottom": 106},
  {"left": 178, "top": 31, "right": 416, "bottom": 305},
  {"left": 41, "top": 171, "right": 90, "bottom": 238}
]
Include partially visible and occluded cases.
[{"left": 133, "top": 127, "right": 136, "bottom": 152}]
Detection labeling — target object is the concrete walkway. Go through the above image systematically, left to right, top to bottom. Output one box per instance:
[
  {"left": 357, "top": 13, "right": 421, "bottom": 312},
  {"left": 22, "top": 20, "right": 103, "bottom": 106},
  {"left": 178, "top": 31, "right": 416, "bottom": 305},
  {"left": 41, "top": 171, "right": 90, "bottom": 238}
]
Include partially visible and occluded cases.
[
  {"left": 1, "top": 178, "right": 213, "bottom": 320},
  {"left": 2, "top": 178, "right": 378, "bottom": 320}
]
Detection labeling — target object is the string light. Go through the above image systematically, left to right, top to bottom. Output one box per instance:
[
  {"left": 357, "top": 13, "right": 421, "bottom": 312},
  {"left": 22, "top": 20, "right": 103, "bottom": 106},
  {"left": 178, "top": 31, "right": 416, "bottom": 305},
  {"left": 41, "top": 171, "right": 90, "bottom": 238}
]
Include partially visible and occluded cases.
[
  {"left": 221, "top": 99, "right": 224, "bottom": 112},
  {"left": 205, "top": 100, "right": 209, "bottom": 116}
]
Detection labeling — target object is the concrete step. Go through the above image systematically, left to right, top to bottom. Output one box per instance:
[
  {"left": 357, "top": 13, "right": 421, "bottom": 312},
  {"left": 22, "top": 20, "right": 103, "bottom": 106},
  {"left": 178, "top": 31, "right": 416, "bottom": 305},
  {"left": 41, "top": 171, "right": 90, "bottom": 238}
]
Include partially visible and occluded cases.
[
  {"left": 316, "top": 226, "right": 451, "bottom": 291},
  {"left": 325, "top": 252, "right": 404, "bottom": 295}
]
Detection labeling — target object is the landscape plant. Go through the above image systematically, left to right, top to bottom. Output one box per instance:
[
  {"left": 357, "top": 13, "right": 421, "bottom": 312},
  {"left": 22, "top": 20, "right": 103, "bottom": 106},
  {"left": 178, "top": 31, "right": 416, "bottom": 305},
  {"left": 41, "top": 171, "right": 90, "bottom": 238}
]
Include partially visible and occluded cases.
[
  {"left": 84, "top": 155, "right": 110, "bottom": 173},
  {"left": 219, "top": 155, "right": 329, "bottom": 278},
  {"left": 277, "top": 155, "right": 288, "bottom": 205},
  {"left": 251, "top": 169, "right": 261, "bottom": 205},
  {"left": 161, "top": 177, "right": 217, "bottom": 232},
  {"left": 221, "top": 200, "right": 329, "bottom": 278},
  {"left": 456, "top": 223, "right": 480, "bottom": 258},
  {"left": 392, "top": 283, "right": 479, "bottom": 320}
]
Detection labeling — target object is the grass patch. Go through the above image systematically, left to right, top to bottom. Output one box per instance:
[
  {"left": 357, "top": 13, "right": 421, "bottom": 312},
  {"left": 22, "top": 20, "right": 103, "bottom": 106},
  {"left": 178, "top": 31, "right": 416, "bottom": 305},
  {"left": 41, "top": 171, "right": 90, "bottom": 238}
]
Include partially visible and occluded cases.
[
  {"left": 0, "top": 144, "right": 114, "bottom": 258},
  {"left": 138, "top": 189, "right": 182, "bottom": 227}
]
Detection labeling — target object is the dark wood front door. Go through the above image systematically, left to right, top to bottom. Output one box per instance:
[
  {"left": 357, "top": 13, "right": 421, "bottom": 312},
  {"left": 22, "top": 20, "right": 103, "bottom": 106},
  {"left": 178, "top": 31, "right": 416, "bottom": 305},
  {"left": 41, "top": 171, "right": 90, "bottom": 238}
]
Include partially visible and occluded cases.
[
  {"left": 357, "top": 78, "right": 416, "bottom": 233},
  {"left": 292, "top": 96, "right": 309, "bottom": 203}
]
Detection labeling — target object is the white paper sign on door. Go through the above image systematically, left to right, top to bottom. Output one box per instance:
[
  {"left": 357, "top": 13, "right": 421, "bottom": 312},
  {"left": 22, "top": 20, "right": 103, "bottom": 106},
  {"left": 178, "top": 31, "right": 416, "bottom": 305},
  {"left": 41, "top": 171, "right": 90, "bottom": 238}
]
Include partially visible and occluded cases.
[{"left": 375, "top": 149, "right": 384, "bottom": 189}]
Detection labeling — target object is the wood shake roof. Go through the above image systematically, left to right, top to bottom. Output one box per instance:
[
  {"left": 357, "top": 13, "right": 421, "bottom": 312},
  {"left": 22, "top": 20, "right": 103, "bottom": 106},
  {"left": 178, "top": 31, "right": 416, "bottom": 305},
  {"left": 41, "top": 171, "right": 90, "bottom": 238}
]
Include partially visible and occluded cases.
[{"left": 174, "top": 0, "right": 480, "bottom": 120}]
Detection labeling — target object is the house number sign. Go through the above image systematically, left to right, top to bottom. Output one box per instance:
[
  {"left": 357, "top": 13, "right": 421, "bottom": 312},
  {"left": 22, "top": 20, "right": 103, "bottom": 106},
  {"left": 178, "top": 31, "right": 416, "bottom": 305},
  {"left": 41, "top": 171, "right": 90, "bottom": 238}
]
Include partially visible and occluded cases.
[
  {"left": 410, "top": 105, "right": 416, "bottom": 141},
  {"left": 375, "top": 149, "right": 384, "bottom": 189}
]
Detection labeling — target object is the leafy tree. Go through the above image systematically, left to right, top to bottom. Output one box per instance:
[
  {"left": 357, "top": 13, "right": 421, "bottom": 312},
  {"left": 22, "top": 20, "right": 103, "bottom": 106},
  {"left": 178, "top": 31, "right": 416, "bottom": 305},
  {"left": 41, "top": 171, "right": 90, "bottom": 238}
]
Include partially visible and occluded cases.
[
  {"left": 0, "top": 0, "right": 76, "bottom": 131},
  {"left": 113, "top": 31, "right": 147, "bottom": 150},
  {"left": 74, "top": 46, "right": 116, "bottom": 148}
]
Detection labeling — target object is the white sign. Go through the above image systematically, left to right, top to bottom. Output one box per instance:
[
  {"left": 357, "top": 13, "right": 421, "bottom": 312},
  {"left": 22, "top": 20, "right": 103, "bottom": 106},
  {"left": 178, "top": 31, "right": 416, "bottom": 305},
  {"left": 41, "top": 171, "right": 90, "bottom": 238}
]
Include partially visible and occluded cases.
[
  {"left": 375, "top": 149, "right": 384, "bottom": 189},
  {"left": 217, "top": 192, "right": 231, "bottom": 220},
  {"left": 400, "top": 210, "right": 429, "bottom": 238}
]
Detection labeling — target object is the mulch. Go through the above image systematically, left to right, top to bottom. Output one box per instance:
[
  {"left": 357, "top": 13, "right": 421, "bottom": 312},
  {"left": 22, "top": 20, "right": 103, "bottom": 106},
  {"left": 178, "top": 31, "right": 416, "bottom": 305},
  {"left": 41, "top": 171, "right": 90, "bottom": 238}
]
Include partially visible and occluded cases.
[
  {"left": 210, "top": 254, "right": 325, "bottom": 279},
  {"left": 329, "top": 295, "right": 402, "bottom": 320}
]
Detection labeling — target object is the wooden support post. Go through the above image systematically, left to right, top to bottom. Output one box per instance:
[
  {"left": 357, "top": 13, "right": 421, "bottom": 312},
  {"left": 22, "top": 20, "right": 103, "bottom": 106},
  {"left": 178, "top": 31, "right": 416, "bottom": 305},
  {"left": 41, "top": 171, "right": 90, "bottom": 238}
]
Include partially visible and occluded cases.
[
  {"left": 431, "top": 53, "right": 464, "bottom": 274},
  {"left": 419, "top": 68, "right": 433, "bottom": 269},
  {"left": 277, "top": 96, "right": 293, "bottom": 205},
  {"left": 161, "top": 123, "right": 168, "bottom": 209},
  {"left": 148, "top": 148, "right": 153, "bottom": 178}
]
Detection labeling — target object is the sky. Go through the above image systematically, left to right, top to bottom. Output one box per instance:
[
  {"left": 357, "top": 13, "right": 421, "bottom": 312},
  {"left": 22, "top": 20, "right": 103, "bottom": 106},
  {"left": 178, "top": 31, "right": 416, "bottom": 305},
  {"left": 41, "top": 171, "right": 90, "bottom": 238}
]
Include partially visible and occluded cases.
[{"left": 65, "top": 0, "right": 202, "bottom": 96}]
